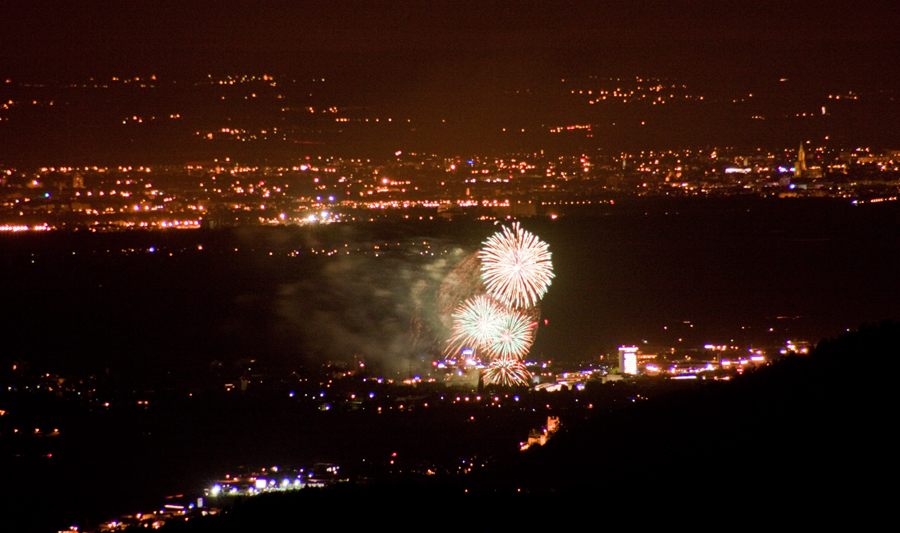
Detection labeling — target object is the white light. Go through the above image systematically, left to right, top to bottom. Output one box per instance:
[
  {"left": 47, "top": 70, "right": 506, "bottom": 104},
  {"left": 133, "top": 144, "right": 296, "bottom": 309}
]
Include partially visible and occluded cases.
[{"left": 624, "top": 352, "right": 637, "bottom": 375}]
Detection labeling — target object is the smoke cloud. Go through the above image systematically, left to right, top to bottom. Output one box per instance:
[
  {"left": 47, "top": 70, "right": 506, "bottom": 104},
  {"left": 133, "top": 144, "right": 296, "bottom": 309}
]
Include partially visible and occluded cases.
[{"left": 276, "top": 239, "right": 471, "bottom": 375}]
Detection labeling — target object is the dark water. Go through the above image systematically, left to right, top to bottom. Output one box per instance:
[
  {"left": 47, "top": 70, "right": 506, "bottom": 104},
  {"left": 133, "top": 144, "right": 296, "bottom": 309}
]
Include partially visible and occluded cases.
[
  {"left": 5, "top": 197, "right": 899, "bottom": 371},
  {"left": 531, "top": 197, "right": 900, "bottom": 356}
]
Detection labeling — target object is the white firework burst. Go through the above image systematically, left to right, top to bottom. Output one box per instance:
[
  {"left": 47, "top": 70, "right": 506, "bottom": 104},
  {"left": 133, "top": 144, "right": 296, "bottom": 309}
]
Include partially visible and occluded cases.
[{"left": 479, "top": 222, "right": 553, "bottom": 309}]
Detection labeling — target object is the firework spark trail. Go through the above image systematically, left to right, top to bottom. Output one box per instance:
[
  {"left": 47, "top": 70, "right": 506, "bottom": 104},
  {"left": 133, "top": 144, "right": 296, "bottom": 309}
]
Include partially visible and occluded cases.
[
  {"left": 479, "top": 222, "right": 554, "bottom": 309},
  {"left": 483, "top": 358, "right": 532, "bottom": 387}
]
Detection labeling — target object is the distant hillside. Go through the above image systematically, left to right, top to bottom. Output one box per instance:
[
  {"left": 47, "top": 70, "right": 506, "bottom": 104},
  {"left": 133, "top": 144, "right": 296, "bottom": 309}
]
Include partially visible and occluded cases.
[{"left": 159, "top": 323, "right": 896, "bottom": 531}]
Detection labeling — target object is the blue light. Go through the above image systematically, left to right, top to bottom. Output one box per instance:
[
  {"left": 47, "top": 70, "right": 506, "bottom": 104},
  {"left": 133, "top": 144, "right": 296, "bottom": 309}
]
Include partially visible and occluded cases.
[
  {"left": 467, "top": 159, "right": 474, "bottom": 165},
  {"left": 789, "top": 183, "right": 796, "bottom": 190},
  {"left": 44, "top": 193, "right": 50, "bottom": 198},
  {"left": 149, "top": 247, "right": 156, "bottom": 252},
  {"left": 461, "top": 348, "right": 474, "bottom": 356}
]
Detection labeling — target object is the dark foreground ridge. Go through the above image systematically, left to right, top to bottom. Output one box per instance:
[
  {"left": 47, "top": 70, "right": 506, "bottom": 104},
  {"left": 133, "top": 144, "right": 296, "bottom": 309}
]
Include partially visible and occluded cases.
[{"left": 157, "top": 322, "right": 895, "bottom": 531}]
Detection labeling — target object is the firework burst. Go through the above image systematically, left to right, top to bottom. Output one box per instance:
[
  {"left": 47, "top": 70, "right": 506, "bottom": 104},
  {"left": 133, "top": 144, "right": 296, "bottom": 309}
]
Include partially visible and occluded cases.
[
  {"left": 479, "top": 222, "right": 553, "bottom": 309},
  {"left": 446, "top": 295, "right": 505, "bottom": 355},
  {"left": 485, "top": 307, "right": 535, "bottom": 360},
  {"left": 483, "top": 358, "right": 531, "bottom": 387}
]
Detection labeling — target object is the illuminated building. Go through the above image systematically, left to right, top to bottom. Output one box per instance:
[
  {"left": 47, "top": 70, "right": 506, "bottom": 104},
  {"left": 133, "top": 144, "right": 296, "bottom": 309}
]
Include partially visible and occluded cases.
[
  {"left": 794, "top": 143, "right": 807, "bottom": 178},
  {"left": 794, "top": 143, "right": 824, "bottom": 179},
  {"left": 618, "top": 345, "right": 638, "bottom": 375},
  {"left": 439, "top": 348, "right": 483, "bottom": 388},
  {"left": 520, "top": 416, "right": 560, "bottom": 450}
]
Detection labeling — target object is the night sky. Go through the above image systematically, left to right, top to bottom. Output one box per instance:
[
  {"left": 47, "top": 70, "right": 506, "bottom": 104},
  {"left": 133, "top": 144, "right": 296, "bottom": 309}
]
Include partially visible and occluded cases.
[{"left": 3, "top": 1, "right": 898, "bottom": 85}]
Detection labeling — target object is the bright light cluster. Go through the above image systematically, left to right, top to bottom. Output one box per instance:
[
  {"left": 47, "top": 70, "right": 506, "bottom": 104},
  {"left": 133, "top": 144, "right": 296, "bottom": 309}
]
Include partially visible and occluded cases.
[{"left": 0, "top": 224, "right": 50, "bottom": 232}]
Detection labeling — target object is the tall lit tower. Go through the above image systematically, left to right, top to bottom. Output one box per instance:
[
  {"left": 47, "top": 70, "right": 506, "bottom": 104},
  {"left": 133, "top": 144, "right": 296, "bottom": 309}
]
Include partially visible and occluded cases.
[{"left": 794, "top": 143, "right": 807, "bottom": 178}]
